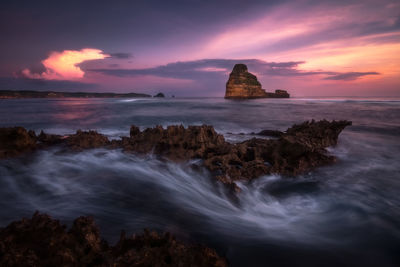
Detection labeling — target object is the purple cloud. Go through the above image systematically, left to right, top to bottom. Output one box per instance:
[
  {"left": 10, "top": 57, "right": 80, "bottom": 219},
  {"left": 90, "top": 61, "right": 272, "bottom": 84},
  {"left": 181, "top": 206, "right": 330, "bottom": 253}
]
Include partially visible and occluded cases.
[
  {"left": 89, "top": 58, "right": 379, "bottom": 81},
  {"left": 324, "top": 72, "right": 380, "bottom": 81}
]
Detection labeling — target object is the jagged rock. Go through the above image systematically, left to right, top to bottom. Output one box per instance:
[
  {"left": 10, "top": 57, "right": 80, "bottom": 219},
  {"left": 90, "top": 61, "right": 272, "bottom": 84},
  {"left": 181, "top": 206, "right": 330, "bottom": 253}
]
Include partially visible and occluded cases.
[
  {"left": 225, "top": 64, "right": 289, "bottom": 99},
  {"left": 225, "top": 64, "right": 265, "bottom": 99},
  {"left": 0, "top": 120, "right": 351, "bottom": 190},
  {"left": 120, "top": 120, "right": 351, "bottom": 183},
  {"left": 204, "top": 120, "right": 351, "bottom": 183},
  {"left": 121, "top": 125, "right": 227, "bottom": 161},
  {"left": 0, "top": 127, "right": 37, "bottom": 159},
  {"left": 254, "top": 129, "right": 284, "bottom": 137},
  {"left": 66, "top": 130, "right": 110, "bottom": 150},
  {"left": 37, "top": 131, "right": 64, "bottom": 146},
  {"left": 0, "top": 212, "right": 228, "bottom": 267},
  {"left": 0, "top": 212, "right": 108, "bottom": 266},
  {"left": 112, "top": 229, "right": 227, "bottom": 267}
]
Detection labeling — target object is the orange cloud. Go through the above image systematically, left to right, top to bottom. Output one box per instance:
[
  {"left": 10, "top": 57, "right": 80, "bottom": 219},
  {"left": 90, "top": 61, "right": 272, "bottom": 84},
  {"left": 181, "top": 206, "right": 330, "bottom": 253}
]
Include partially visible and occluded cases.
[{"left": 23, "top": 48, "right": 109, "bottom": 80}]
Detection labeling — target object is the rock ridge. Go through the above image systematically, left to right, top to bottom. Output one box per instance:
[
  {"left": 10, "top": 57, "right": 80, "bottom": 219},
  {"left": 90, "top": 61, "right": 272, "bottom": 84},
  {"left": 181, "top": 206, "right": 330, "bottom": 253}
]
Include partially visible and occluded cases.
[{"left": 0, "top": 120, "right": 351, "bottom": 191}]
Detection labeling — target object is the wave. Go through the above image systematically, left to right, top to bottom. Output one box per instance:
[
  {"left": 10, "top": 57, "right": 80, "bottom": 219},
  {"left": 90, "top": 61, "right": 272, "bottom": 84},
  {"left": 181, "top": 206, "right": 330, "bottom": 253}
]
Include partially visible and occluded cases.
[
  {"left": 119, "top": 98, "right": 155, "bottom": 103},
  {"left": 2, "top": 147, "right": 398, "bottom": 247}
]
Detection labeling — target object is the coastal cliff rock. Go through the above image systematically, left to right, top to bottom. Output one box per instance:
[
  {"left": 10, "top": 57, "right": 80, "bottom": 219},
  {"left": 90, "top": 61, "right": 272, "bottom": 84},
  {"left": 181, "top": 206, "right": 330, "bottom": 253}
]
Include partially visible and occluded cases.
[
  {"left": 225, "top": 64, "right": 289, "bottom": 99},
  {"left": 225, "top": 64, "right": 265, "bottom": 98},
  {"left": 0, "top": 120, "right": 351, "bottom": 190},
  {"left": 0, "top": 212, "right": 227, "bottom": 267}
]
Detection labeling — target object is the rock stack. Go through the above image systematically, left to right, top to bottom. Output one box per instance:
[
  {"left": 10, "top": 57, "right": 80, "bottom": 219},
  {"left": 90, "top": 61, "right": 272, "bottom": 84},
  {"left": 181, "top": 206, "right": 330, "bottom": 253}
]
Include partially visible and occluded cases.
[{"left": 225, "top": 64, "right": 289, "bottom": 99}]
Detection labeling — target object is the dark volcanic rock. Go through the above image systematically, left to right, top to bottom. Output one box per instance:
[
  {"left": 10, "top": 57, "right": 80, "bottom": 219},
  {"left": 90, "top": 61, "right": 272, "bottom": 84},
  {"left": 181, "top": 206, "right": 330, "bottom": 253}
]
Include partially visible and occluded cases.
[
  {"left": 283, "top": 119, "right": 351, "bottom": 150},
  {"left": 0, "top": 120, "right": 351, "bottom": 189},
  {"left": 117, "top": 120, "right": 351, "bottom": 190},
  {"left": 204, "top": 120, "right": 351, "bottom": 183},
  {"left": 121, "top": 125, "right": 228, "bottom": 161},
  {"left": 0, "top": 127, "right": 37, "bottom": 159},
  {"left": 255, "top": 129, "right": 284, "bottom": 137},
  {"left": 66, "top": 130, "right": 111, "bottom": 150},
  {"left": 37, "top": 131, "right": 64, "bottom": 146},
  {"left": 0, "top": 212, "right": 228, "bottom": 267},
  {"left": 0, "top": 212, "right": 108, "bottom": 266},
  {"left": 112, "top": 229, "right": 227, "bottom": 266}
]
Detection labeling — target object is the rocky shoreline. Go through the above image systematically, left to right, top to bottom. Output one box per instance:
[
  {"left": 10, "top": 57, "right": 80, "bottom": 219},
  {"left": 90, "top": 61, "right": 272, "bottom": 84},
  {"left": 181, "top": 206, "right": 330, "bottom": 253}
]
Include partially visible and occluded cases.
[
  {"left": 0, "top": 120, "right": 351, "bottom": 192},
  {"left": 0, "top": 120, "right": 351, "bottom": 265},
  {"left": 0, "top": 212, "right": 227, "bottom": 266}
]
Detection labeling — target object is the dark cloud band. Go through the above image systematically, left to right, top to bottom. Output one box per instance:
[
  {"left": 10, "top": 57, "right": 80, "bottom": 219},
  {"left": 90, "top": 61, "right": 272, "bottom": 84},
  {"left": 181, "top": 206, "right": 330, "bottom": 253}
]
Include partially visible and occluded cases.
[{"left": 89, "top": 58, "right": 379, "bottom": 81}]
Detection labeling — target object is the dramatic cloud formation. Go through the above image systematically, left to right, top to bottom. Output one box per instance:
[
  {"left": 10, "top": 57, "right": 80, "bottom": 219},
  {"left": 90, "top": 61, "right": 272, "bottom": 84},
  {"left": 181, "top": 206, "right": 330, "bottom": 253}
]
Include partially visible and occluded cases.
[
  {"left": 1, "top": 0, "right": 399, "bottom": 96},
  {"left": 22, "top": 49, "right": 109, "bottom": 80},
  {"left": 90, "top": 59, "right": 379, "bottom": 81}
]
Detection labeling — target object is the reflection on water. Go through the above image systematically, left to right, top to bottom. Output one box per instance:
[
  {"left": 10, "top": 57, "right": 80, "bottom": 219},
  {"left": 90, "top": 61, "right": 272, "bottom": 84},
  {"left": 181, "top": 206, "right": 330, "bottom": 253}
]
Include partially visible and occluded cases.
[{"left": 50, "top": 99, "right": 99, "bottom": 121}]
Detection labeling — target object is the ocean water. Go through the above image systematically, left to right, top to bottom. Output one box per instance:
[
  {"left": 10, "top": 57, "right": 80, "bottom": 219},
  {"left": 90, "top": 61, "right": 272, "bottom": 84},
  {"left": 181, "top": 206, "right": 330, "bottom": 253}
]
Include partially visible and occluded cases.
[{"left": 0, "top": 97, "right": 399, "bottom": 266}]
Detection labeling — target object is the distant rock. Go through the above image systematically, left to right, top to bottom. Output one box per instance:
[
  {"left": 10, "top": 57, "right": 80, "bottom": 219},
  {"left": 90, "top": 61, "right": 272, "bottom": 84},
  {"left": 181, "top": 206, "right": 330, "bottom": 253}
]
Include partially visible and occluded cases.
[
  {"left": 225, "top": 64, "right": 290, "bottom": 99},
  {"left": 265, "top": 89, "right": 290, "bottom": 98},
  {"left": 0, "top": 90, "right": 151, "bottom": 99},
  {"left": 154, "top": 92, "right": 165, "bottom": 98}
]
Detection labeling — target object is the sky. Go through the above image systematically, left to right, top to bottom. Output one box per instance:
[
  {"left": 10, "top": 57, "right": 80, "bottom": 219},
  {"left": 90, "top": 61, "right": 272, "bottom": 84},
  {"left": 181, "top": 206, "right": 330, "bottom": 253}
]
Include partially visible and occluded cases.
[{"left": 0, "top": 0, "right": 399, "bottom": 97}]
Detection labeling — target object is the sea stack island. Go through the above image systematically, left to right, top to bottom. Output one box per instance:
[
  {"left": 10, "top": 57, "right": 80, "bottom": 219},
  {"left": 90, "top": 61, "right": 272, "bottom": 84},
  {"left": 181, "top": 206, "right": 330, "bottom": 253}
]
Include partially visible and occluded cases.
[{"left": 225, "top": 63, "right": 290, "bottom": 99}]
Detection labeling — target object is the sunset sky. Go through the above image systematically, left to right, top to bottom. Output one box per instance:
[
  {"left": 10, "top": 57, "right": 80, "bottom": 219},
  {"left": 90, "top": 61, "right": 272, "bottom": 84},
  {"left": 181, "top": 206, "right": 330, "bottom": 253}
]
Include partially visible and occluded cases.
[{"left": 1, "top": 0, "right": 399, "bottom": 97}]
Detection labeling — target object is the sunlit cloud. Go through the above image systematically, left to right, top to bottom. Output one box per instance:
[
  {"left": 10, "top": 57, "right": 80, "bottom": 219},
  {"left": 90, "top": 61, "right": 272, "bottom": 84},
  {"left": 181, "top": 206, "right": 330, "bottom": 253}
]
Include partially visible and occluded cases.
[
  {"left": 195, "top": 1, "right": 400, "bottom": 86},
  {"left": 22, "top": 48, "right": 109, "bottom": 80}
]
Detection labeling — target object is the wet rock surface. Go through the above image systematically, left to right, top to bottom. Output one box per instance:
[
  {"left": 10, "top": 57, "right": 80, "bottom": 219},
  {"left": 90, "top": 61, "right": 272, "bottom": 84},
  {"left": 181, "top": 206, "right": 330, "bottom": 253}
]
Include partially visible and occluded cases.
[
  {"left": 0, "top": 120, "right": 351, "bottom": 188},
  {"left": 0, "top": 127, "right": 37, "bottom": 159},
  {"left": 66, "top": 130, "right": 111, "bottom": 151},
  {"left": 0, "top": 212, "right": 227, "bottom": 267}
]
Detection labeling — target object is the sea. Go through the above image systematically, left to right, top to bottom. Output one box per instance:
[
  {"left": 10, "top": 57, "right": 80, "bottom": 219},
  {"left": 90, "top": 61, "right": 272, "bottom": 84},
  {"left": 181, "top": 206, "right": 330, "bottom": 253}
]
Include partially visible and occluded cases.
[{"left": 0, "top": 97, "right": 399, "bottom": 267}]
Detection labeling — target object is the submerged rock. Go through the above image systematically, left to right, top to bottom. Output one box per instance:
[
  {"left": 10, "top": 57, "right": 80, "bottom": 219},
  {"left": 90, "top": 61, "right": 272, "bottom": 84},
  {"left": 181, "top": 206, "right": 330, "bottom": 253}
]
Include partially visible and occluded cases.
[
  {"left": 225, "top": 64, "right": 290, "bottom": 99},
  {"left": 0, "top": 212, "right": 227, "bottom": 267}
]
